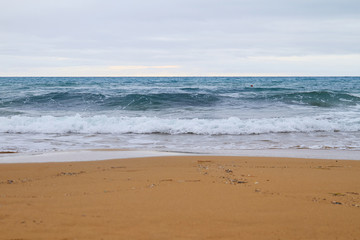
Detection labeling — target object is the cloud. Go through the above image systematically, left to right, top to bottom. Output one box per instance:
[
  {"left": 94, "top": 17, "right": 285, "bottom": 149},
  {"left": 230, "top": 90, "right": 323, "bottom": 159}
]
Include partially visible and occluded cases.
[
  {"left": 0, "top": 0, "right": 360, "bottom": 76},
  {"left": 247, "top": 54, "right": 360, "bottom": 62},
  {"left": 108, "top": 65, "right": 180, "bottom": 70}
]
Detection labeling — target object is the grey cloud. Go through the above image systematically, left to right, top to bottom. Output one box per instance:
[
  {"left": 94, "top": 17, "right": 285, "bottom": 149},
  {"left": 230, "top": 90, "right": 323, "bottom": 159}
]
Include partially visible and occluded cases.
[{"left": 1, "top": 0, "right": 360, "bottom": 75}]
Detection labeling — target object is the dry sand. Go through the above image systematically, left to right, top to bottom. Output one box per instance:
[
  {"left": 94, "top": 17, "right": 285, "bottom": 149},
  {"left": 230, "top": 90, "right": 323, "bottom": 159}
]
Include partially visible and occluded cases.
[{"left": 0, "top": 156, "right": 359, "bottom": 240}]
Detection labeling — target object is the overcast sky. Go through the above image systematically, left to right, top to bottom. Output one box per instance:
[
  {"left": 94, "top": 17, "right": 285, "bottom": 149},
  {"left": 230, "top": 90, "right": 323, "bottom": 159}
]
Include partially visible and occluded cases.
[{"left": 1, "top": 0, "right": 360, "bottom": 76}]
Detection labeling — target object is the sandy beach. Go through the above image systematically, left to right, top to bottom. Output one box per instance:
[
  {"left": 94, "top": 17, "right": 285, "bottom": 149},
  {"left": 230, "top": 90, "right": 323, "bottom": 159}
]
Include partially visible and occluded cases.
[{"left": 1, "top": 155, "right": 360, "bottom": 240}]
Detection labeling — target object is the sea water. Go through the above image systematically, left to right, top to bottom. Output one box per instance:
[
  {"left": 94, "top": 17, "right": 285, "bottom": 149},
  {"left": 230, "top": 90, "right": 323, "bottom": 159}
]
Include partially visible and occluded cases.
[{"left": 0, "top": 77, "right": 359, "bottom": 156}]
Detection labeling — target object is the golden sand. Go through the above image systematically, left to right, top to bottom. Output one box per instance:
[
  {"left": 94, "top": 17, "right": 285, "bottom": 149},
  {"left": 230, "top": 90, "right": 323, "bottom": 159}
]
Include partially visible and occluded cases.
[{"left": 1, "top": 156, "right": 360, "bottom": 239}]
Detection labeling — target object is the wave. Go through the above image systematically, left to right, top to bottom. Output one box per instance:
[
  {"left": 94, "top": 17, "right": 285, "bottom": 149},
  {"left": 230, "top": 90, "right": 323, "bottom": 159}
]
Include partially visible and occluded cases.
[
  {"left": 1, "top": 89, "right": 359, "bottom": 112},
  {"left": 269, "top": 91, "right": 360, "bottom": 107},
  {"left": 1, "top": 92, "right": 220, "bottom": 110},
  {"left": 1, "top": 92, "right": 106, "bottom": 108},
  {"left": 103, "top": 93, "right": 220, "bottom": 109},
  {"left": 0, "top": 114, "right": 359, "bottom": 135}
]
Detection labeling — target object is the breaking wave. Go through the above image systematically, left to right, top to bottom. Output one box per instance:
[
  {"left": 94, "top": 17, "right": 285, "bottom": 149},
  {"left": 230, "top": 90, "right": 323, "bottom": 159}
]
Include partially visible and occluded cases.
[
  {"left": 1, "top": 89, "right": 359, "bottom": 112},
  {"left": 268, "top": 91, "right": 360, "bottom": 107},
  {"left": 1, "top": 114, "right": 359, "bottom": 135}
]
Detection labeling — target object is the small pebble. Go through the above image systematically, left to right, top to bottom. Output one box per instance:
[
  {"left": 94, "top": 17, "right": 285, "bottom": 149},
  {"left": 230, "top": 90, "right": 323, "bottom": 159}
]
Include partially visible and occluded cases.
[{"left": 7, "top": 180, "right": 14, "bottom": 184}]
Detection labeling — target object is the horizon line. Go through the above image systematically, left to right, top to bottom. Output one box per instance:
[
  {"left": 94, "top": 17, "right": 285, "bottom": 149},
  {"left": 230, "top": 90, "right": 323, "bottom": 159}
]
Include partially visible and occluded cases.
[{"left": 0, "top": 75, "right": 359, "bottom": 78}]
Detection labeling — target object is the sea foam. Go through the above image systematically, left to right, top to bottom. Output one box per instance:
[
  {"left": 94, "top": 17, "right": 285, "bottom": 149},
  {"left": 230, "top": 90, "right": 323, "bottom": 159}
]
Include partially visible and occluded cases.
[{"left": 1, "top": 114, "right": 359, "bottom": 135}]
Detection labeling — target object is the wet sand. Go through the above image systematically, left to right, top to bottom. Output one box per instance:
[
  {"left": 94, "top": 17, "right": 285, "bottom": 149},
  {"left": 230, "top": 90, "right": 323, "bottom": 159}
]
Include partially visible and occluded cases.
[{"left": 1, "top": 156, "right": 360, "bottom": 239}]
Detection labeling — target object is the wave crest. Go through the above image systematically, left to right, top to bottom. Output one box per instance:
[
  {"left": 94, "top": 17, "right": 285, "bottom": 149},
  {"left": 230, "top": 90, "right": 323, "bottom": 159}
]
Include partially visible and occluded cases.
[
  {"left": 270, "top": 91, "right": 360, "bottom": 107},
  {"left": 0, "top": 115, "right": 358, "bottom": 135}
]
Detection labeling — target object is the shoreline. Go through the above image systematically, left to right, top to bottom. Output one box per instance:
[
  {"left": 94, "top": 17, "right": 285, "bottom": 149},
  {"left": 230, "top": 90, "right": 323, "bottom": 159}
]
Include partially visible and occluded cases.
[
  {"left": 0, "top": 148, "right": 359, "bottom": 164},
  {"left": 1, "top": 155, "right": 360, "bottom": 239}
]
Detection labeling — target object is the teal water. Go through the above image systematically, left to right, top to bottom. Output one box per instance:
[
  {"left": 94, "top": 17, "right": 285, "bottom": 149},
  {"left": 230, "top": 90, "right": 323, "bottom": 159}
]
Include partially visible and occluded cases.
[{"left": 0, "top": 77, "right": 359, "bottom": 153}]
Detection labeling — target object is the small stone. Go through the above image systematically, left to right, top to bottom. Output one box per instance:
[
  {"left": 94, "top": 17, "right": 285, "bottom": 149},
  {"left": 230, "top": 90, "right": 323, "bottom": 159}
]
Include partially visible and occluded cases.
[
  {"left": 7, "top": 180, "right": 14, "bottom": 184},
  {"left": 237, "top": 180, "right": 247, "bottom": 184},
  {"left": 331, "top": 201, "right": 342, "bottom": 205}
]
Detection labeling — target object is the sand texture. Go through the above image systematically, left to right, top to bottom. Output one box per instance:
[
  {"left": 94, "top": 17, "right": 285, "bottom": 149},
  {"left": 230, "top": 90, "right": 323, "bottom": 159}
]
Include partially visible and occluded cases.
[{"left": 1, "top": 156, "right": 360, "bottom": 240}]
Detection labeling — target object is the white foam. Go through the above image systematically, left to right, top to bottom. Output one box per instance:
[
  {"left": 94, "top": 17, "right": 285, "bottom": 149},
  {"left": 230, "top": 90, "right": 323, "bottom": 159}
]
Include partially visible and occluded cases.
[{"left": 1, "top": 114, "right": 359, "bottom": 135}]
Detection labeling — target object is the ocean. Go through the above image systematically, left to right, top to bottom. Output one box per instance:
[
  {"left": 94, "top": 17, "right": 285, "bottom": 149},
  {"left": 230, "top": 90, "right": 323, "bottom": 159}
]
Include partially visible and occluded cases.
[{"left": 1, "top": 77, "right": 360, "bottom": 156}]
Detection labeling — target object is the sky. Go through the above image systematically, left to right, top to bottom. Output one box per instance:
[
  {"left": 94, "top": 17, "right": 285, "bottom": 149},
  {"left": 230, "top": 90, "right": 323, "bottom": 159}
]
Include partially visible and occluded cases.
[{"left": 0, "top": 0, "right": 360, "bottom": 76}]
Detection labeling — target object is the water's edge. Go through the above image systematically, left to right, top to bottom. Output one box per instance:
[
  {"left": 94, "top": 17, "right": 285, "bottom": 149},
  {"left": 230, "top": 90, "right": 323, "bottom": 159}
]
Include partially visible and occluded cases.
[{"left": 0, "top": 148, "right": 359, "bottom": 164}]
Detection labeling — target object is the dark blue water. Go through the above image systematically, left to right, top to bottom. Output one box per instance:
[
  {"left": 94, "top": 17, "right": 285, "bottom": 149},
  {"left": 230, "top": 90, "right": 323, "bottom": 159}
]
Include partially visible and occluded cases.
[{"left": 1, "top": 77, "right": 360, "bottom": 153}]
